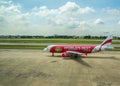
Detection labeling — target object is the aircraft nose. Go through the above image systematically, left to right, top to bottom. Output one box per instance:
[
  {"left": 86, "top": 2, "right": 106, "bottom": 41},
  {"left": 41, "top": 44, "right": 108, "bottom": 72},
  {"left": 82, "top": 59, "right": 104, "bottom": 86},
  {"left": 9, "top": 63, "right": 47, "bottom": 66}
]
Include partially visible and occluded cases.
[
  {"left": 43, "top": 45, "right": 55, "bottom": 52},
  {"left": 43, "top": 48, "right": 48, "bottom": 51}
]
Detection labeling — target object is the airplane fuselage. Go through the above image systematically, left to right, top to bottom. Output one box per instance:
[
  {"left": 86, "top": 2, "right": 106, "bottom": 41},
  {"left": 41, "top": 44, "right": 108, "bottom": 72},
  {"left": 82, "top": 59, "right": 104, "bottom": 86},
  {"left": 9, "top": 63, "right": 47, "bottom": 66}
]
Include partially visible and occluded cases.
[
  {"left": 44, "top": 36, "right": 113, "bottom": 58},
  {"left": 49, "top": 45, "right": 96, "bottom": 54}
]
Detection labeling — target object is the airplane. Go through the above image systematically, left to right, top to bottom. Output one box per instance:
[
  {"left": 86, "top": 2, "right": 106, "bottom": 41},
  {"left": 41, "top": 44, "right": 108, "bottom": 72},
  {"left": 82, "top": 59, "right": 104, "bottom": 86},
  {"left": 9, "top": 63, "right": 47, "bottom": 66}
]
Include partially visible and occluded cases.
[{"left": 44, "top": 36, "right": 113, "bottom": 58}]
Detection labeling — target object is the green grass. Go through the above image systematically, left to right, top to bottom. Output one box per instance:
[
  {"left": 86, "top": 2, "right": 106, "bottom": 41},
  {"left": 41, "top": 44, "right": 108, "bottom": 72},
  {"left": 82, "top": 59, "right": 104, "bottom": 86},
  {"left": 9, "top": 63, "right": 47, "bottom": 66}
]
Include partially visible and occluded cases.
[
  {"left": 0, "top": 39, "right": 120, "bottom": 44},
  {"left": 0, "top": 45, "right": 46, "bottom": 49},
  {"left": 112, "top": 47, "right": 120, "bottom": 51}
]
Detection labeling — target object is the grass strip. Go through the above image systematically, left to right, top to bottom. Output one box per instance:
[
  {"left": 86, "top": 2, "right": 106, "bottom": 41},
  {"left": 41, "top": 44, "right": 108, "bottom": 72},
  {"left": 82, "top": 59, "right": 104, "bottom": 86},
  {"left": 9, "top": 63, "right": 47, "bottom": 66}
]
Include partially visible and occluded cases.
[{"left": 0, "top": 45, "right": 46, "bottom": 49}]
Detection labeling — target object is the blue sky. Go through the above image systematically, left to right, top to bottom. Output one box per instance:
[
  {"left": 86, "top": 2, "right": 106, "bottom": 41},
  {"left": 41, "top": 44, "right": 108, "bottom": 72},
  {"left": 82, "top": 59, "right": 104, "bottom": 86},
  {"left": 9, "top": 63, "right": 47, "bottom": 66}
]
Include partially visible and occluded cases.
[
  {"left": 0, "top": 0, "right": 120, "bottom": 36},
  {"left": 13, "top": 0, "right": 120, "bottom": 10}
]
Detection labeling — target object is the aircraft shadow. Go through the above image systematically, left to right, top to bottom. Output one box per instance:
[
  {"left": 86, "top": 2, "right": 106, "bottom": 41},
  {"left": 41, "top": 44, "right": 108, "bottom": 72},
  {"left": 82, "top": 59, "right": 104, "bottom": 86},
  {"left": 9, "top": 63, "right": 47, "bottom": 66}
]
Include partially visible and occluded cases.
[
  {"left": 47, "top": 55, "right": 119, "bottom": 67},
  {"left": 48, "top": 55, "right": 92, "bottom": 67},
  {"left": 48, "top": 55, "right": 118, "bottom": 60},
  {"left": 48, "top": 55, "right": 62, "bottom": 58},
  {"left": 81, "top": 56, "right": 119, "bottom": 60},
  {"left": 72, "top": 57, "right": 92, "bottom": 68}
]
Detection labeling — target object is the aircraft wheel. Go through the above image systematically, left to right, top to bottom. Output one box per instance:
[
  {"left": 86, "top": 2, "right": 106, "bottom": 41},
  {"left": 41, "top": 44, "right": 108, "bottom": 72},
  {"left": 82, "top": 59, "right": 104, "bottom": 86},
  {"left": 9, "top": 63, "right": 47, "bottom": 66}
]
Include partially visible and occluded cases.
[{"left": 74, "top": 54, "right": 78, "bottom": 58}]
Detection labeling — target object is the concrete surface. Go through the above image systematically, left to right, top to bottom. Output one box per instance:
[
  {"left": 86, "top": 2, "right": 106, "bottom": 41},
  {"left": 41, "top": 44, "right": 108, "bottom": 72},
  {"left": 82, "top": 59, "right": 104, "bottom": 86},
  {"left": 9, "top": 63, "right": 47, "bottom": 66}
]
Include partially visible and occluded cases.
[{"left": 0, "top": 49, "right": 120, "bottom": 86}]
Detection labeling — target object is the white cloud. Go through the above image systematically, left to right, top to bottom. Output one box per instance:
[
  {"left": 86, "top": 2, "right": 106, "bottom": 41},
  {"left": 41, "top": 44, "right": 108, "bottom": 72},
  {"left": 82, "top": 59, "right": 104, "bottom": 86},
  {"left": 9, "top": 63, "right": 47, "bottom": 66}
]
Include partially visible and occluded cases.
[
  {"left": 0, "top": 0, "right": 12, "bottom": 4},
  {"left": 0, "top": 1, "right": 119, "bottom": 36},
  {"left": 21, "top": 1, "right": 95, "bottom": 32},
  {"left": 32, "top": 1, "right": 95, "bottom": 28},
  {"left": 59, "top": 2, "right": 95, "bottom": 14},
  {"left": 59, "top": 2, "right": 79, "bottom": 13},
  {"left": 81, "top": 7, "right": 95, "bottom": 14},
  {"left": 105, "top": 8, "right": 120, "bottom": 17},
  {"left": 94, "top": 18, "right": 104, "bottom": 25},
  {"left": 79, "top": 21, "right": 87, "bottom": 26},
  {"left": 118, "top": 21, "right": 120, "bottom": 25}
]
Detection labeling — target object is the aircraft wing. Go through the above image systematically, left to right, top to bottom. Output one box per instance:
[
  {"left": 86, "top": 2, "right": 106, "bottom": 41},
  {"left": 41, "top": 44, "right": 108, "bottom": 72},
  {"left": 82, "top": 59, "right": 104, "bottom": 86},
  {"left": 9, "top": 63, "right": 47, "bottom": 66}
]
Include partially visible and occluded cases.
[{"left": 67, "top": 51, "right": 83, "bottom": 56}]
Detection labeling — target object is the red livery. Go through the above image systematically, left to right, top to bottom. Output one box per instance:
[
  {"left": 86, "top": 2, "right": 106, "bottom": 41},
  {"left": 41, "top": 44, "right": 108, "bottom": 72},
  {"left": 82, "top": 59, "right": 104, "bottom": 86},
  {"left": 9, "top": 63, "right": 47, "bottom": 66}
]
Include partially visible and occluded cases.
[{"left": 44, "top": 36, "right": 113, "bottom": 58}]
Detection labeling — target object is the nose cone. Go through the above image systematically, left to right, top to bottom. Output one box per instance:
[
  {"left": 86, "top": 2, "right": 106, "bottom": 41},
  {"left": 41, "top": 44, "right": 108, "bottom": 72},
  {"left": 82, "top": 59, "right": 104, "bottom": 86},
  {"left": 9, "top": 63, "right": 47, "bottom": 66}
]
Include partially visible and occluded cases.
[
  {"left": 43, "top": 45, "right": 55, "bottom": 52},
  {"left": 43, "top": 48, "right": 48, "bottom": 51}
]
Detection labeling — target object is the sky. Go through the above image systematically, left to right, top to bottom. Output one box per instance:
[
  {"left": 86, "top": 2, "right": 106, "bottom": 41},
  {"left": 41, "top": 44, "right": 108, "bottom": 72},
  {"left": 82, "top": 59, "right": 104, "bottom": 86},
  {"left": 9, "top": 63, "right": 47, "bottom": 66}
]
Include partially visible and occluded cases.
[{"left": 0, "top": 0, "right": 120, "bottom": 36}]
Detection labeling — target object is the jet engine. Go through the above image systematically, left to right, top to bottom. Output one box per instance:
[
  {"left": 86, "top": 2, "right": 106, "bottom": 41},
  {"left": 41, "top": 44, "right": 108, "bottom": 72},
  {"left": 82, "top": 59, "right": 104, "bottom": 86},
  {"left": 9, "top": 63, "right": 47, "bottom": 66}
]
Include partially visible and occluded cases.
[{"left": 62, "top": 52, "right": 69, "bottom": 58}]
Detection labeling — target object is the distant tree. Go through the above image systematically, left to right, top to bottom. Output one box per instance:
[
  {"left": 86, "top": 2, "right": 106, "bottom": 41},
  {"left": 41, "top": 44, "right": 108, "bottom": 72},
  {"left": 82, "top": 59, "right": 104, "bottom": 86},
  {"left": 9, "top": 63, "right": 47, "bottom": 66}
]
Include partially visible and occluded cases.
[{"left": 84, "top": 35, "right": 91, "bottom": 39}]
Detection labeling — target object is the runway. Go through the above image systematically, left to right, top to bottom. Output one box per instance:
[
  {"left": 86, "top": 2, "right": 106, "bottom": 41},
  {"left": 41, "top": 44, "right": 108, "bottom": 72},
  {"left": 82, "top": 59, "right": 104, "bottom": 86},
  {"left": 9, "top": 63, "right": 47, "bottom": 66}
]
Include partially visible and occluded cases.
[{"left": 0, "top": 49, "right": 120, "bottom": 86}]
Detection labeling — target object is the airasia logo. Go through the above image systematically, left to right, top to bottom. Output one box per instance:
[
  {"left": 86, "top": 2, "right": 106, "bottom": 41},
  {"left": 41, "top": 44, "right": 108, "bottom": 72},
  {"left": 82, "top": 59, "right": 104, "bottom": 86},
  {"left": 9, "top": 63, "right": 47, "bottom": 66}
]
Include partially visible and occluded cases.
[{"left": 55, "top": 47, "right": 62, "bottom": 52}]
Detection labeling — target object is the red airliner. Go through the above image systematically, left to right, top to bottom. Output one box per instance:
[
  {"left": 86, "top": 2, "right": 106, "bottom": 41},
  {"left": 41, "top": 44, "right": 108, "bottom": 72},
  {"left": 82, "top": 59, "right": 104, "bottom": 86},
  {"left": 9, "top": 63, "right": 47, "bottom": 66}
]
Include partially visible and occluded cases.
[{"left": 44, "top": 36, "right": 113, "bottom": 58}]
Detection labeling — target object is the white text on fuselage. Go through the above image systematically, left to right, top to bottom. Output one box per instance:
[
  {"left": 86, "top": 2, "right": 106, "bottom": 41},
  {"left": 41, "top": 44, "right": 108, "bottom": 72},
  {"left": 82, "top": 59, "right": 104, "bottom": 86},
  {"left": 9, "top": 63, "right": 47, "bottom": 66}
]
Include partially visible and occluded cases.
[{"left": 64, "top": 46, "right": 92, "bottom": 52}]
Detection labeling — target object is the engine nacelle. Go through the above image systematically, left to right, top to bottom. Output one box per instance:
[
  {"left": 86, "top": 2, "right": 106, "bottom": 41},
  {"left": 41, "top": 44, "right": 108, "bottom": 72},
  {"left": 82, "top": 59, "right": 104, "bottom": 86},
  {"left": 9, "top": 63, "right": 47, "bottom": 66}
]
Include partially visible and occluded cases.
[{"left": 62, "top": 52, "right": 69, "bottom": 58}]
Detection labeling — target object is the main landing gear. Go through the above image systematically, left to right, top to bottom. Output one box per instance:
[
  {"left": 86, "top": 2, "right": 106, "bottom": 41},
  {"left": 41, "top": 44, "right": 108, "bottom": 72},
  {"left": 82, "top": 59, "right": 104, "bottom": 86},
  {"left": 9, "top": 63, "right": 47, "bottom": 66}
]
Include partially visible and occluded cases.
[
  {"left": 52, "top": 53, "right": 54, "bottom": 56},
  {"left": 85, "top": 53, "right": 87, "bottom": 56}
]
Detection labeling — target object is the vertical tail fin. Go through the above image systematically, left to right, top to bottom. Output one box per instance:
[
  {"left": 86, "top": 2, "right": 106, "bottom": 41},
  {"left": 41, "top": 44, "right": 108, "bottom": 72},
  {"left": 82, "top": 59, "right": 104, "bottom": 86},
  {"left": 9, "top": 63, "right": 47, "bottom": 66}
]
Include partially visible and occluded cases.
[
  {"left": 99, "top": 35, "right": 113, "bottom": 51},
  {"left": 100, "top": 35, "right": 112, "bottom": 47},
  {"left": 92, "top": 36, "right": 113, "bottom": 52}
]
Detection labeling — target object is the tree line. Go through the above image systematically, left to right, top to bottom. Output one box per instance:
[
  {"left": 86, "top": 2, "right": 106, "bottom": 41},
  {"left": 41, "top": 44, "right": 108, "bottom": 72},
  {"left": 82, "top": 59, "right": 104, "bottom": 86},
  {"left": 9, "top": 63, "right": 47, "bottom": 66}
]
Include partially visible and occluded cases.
[{"left": 0, "top": 35, "right": 120, "bottom": 39}]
